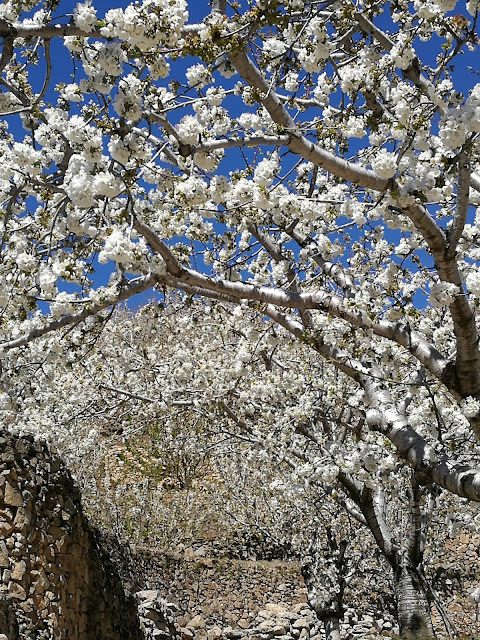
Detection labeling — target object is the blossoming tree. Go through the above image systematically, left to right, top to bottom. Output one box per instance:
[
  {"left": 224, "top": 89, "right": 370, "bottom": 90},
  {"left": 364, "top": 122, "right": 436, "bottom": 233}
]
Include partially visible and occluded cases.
[{"left": 2, "top": 0, "right": 480, "bottom": 634}]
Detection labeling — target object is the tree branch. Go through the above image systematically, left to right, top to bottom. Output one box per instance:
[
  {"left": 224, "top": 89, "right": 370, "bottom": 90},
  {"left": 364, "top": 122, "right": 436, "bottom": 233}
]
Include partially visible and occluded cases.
[
  {"left": 227, "top": 50, "right": 388, "bottom": 191},
  {"left": 446, "top": 151, "right": 472, "bottom": 259},
  {"left": 0, "top": 275, "right": 157, "bottom": 350},
  {"left": 365, "top": 379, "right": 480, "bottom": 501}
]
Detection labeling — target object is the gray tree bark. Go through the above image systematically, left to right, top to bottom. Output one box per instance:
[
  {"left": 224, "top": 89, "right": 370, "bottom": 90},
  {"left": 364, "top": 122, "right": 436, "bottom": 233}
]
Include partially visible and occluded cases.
[
  {"left": 301, "top": 529, "right": 347, "bottom": 640},
  {"left": 393, "top": 560, "right": 434, "bottom": 638},
  {"left": 323, "top": 617, "right": 342, "bottom": 640}
]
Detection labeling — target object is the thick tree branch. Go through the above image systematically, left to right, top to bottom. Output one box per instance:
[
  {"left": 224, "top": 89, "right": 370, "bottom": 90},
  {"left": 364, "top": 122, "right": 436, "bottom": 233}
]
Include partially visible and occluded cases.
[
  {"left": 227, "top": 50, "right": 388, "bottom": 191},
  {"left": 193, "top": 134, "right": 290, "bottom": 153},
  {"left": 397, "top": 199, "right": 480, "bottom": 401},
  {"left": 135, "top": 218, "right": 450, "bottom": 381},
  {"left": 365, "top": 380, "right": 480, "bottom": 501},
  {"left": 407, "top": 475, "right": 426, "bottom": 566}
]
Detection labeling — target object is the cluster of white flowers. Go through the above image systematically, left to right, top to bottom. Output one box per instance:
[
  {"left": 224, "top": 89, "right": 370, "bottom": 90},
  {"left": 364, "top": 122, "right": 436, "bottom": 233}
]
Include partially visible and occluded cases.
[
  {"left": 73, "top": 0, "right": 97, "bottom": 33},
  {"left": 101, "top": 0, "right": 187, "bottom": 51},
  {"left": 413, "top": 0, "right": 456, "bottom": 18},
  {"left": 0, "top": 1, "right": 20, "bottom": 21},
  {"left": 297, "top": 18, "right": 332, "bottom": 73},
  {"left": 389, "top": 34, "right": 416, "bottom": 71},
  {"left": 262, "top": 38, "right": 287, "bottom": 66},
  {"left": 94, "top": 42, "right": 126, "bottom": 77},
  {"left": 147, "top": 56, "right": 170, "bottom": 80},
  {"left": 185, "top": 64, "right": 211, "bottom": 88},
  {"left": 284, "top": 71, "right": 299, "bottom": 93},
  {"left": 113, "top": 74, "right": 143, "bottom": 121},
  {"left": 60, "top": 83, "right": 83, "bottom": 102},
  {"left": 463, "top": 83, "right": 480, "bottom": 133},
  {"left": 193, "top": 102, "right": 231, "bottom": 138},
  {"left": 439, "top": 113, "right": 467, "bottom": 150},
  {"left": 176, "top": 114, "right": 203, "bottom": 144},
  {"left": 343, "top": 116, "right": 366, "bottom": 139},
  {"left": 108, "top": 132, "right": 151, "bottom": 167},
  {"left": 11, "top": 143, "right": 43, "bottom": 176},
  {"left": 193, "top": 149, "right": 223, "bottom": 171},
  {"left": 371, "top": 150, "right": 397, "bottom": 179},
  {"left": 253, "top": 154, "right": 278, "bottom": 187},
  {"left": 64, "top": 155, "right": 97, "bottom": 209},
  {"left": 93, "top": 171, "right": 122, "bottom": 198},
  {"left": 209, "top": 175, "right": 230, "bottom": 201},
  {"left": 175, "top": 176, "right": 208, "bottom": 206},
  {"left": 98, "top": 227, "right": 145, "bottom": 265},
  {"left": 16, "top": 252, "right": 36, "bottom": 273},
  {"left": 38, "top": 267, "right": 57, "bottom": 296},
  {"left": 466, "top": 269, "right": 480, "bottom": 296},
  {"left": 428, "top": 282, "right": 459, "bottom": 307},
  {"left": 49, "top": 292, "right": 78, "bottom": 319},
  {"left": 461, "top": 396, "right": 480, "bottom": 419}
]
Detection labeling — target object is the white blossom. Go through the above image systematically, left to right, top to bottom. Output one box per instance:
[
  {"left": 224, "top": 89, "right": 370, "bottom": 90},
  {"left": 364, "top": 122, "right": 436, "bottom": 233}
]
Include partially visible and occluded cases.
[
  {"left": 73, "top": 1, "right": 97, "bottom": 33},
  {"left": 186, "top": 64, "right": 211, "bottom": 88},
  {"left": 371, "top": 150, "right": 397, "bottom": 179},
  {"left": 428, "top": 282, "right": 459, "bottom": 307},
  {"left": 461, "top": 396, "right": 480, "bottom": 419}
]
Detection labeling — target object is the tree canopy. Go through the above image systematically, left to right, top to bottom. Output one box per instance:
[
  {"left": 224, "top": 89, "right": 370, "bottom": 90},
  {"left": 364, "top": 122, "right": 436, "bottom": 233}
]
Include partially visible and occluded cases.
[{"left": 1, "top": 0, "right": 480, "bottom": 502}]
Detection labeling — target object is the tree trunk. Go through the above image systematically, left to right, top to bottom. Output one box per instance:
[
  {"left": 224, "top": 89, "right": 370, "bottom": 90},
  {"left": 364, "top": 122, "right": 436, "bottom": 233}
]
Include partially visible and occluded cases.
[
  {"left": 301, "top": 529, "right": 347, "bottom": 640},
  {"left": 393, "top": 561, "right": 434, "bottom": 638},
  {"left": 323, "top": 616, "right": 342, "bottom": 640}
]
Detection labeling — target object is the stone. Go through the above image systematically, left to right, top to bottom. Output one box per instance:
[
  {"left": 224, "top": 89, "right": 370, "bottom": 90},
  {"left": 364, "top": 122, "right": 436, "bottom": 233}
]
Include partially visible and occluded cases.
[
  {"left": 3, "top": 483, "right": 22, "bottom": 507},
  {"left": 13, "top": 508, "right": 30, "bottom": 531},
  {"left": 0, "top": 522, "right": 13, "bottom": 537},
  {"left": 0, "top": 542, "right": 8, "bottom": 568},
  {"left": 10, "top": 561, "right": 26, "bottom": 582},
  {"left": 33, "top": 568, "right": 49, "bottom": 594},
  {"left": 8, "top": 582, "right": 26, "bottom": 600},
  {"left": 136, "top": 590, "right": 161, "bottom": 602},
  {"left": 265, "top": 604, "right": 289, "bottom": 615},
  {"left": 187, "top": 614, "right": 205, "bottom": 630},
  {"left": 292, "top": 617, "right": 308, "bottom": 629},
  {"left": 272, "top": 625, "right": 289, "bottom": 636},
  {"left": 207, "top": 626, "right": 222, "bottom": 640},
  {"left": 223, "top": 627, "right": 244, "bottom": 639},
  {"left": 181, "top": 628, "right": 194, "bottom": 640}
]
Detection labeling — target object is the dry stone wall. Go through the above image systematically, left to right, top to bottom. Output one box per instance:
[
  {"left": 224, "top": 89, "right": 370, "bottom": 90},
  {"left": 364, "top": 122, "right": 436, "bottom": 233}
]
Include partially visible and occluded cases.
[
  {"left": 0, "top": 431, "right": 144, "bottom": 640},
  {"left": 111, "top": 539, "right": 480, "bottom": 640},
  {"left": 115, "top": 546, "right": 400, "bottom": 640}
]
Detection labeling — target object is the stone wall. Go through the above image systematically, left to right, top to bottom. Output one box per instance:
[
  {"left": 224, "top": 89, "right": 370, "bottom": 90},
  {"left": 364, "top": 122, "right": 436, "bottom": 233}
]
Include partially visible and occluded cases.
[
  {"left": 0, "top": 431, "right": 143, "bottom": 640},
  {"left": 111, "top": 539, "right": 480, "bottom": 640},
  {"left": 113, "top": 546, "right": 399, "bottom": 640}
]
